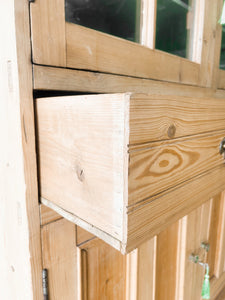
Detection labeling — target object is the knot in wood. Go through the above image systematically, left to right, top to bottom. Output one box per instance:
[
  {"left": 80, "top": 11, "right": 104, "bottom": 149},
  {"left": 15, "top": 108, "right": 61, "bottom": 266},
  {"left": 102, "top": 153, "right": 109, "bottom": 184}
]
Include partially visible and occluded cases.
[
  {"left": 167, "top": 124, "right": 176, "bottom": 138},
  {"left": 76, "top": 165, "right": 85, "bottom": 182}
]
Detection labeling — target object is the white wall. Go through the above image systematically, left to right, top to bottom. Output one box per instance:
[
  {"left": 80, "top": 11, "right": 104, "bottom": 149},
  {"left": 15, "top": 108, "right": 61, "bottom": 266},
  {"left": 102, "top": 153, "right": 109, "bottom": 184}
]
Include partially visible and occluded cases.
[{"left": 0, "top": 1, "right": 34, "bottom": 299}]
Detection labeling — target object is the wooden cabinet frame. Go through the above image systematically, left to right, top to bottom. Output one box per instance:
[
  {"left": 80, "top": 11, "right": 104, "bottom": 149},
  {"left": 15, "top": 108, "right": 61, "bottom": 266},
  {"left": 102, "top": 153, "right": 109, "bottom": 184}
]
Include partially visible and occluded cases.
[
  {"left": 2, "top": 0, "right": 225, "bottom": 298},
  {"left": 30, "top": 0, "right": 222, "bottom": 88}
]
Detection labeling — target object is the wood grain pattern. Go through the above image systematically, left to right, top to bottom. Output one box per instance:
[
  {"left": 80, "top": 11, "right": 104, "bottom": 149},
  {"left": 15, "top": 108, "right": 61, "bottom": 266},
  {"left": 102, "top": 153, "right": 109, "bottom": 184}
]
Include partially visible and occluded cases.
[
  {"left": 30, "top": 0, "right": 66, "bottom": 66},
  {"left": 199, "top": 0, "right": 223, "bottom": 88},
  {"left": 66, "top": 22, "right": 200, "bottom": 86},
  {"left": 34, "top": 65, "right": 225, "bottom": 98},
  {"left": 36, "top": 92, "right": 225, "bottom": 252},
  {"left": 36, "top": 94, "right": 130, "bottom": 241},
  {"left": 129, "top": 94, "right": 225, "bottom": 144},
  {"left": 129, "top": 132, "right": 225, "bottom": 205},
  {"left": 127, "top": 166, "right": 225, "bottom": 253},
  {"left": 214, "top": 191, "right": 225, "bottom": 278},
  {"left": 207, "top": 193, "right": 223, "bottom": 278},
  {"left": 41, "top": 197, "right": 122, "bottom": 252},
  {"left": 181, "top": 200, "right": 212, "bottom": 300},
  {"left": 40, "top": 204, "right": 62, "bottom": 225},
  {"left": 42, "top": 218, "right": 77, "bottom": 299},
  {"left": 175, "top": 218, "right": 187, "bottom": 300},
  {"left": 155, "top": 221, "right": 179, "bottom": 300},
  {"left": 137, "top": 237, "right": 156, "bottom": 300},
  {"left": 79, "top": 238, "right": 127, "bottom": 300}
]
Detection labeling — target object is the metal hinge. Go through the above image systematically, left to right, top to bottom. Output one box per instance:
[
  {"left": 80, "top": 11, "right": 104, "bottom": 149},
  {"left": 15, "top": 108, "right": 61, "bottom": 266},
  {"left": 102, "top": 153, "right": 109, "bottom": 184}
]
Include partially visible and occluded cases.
[{"left": 42, "top": 269, "right": 49, "bottom": 300}]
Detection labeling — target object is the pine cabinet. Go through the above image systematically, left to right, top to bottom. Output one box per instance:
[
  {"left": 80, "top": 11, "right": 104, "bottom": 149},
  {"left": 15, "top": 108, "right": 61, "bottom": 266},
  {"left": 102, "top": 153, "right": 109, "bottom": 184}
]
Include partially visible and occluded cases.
[
  {"left": 4, "top": 0, "right": 225, "bottom": 299},
  {"left": 41, "top": 191, "right": 225, "bottom": 299}
]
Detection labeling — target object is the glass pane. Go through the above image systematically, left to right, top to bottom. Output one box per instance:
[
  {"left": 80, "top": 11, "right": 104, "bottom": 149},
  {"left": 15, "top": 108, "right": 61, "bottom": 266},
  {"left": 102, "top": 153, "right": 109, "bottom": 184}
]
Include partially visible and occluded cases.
[
  {"left": 65, "top": 0, "right": 141, "bottom": 43},
  {"left": 155, "top": 0, "right": 192, "bottom": 58},
  {"left": 220, "top": 28, "right": 225, "bottom": 69}
]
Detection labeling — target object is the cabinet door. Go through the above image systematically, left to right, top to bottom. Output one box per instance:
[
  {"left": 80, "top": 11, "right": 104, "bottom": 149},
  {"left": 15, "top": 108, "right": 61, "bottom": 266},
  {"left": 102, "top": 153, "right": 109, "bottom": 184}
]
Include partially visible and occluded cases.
[
  {"left": 29, "top": 0, "right": 205, "bottom": 86},
  {"left": 41, "top": 191, "right": 225, "bottom": 299}
]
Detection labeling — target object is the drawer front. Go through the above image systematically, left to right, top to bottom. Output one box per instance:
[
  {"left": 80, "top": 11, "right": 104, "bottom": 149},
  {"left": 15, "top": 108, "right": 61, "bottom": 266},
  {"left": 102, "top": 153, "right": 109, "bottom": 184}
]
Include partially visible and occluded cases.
[
  {"left": 36, "top": 93, "right": 225, "bottom": 252},
  {"left": 36, "top": 94, "right": 130, "bottom": 242}
]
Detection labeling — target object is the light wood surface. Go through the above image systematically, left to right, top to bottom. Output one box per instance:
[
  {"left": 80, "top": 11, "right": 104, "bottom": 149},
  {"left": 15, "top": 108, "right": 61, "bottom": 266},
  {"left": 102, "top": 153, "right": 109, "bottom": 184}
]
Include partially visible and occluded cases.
[
  {"left": 30, "top": 0, "right": 66, "bottom": 66},
  {"left": 140, "top": 0, "right": 157, "bottom": 49},
  {"left": 187, "top": 0, "right": 205, "bottom": 62},
  {"left": 199, "top": 0, "right": 223, "bottom": 88},
  {"left": 66, "top": 22, "right": 200, "bottom": 86},
  {"left": 33, "top": 64, "right": 224, "bottom": 98},
  {"left": 218, "top": 69, "right": 225, "bottom": 89},
  {"left": 36, "top": 92, "right": 225, "bottom": 252},
  {"left": 36, "top": 94, "right": 130, "bottom": 241},
  {"left": 129, "top": 94, "right": 225, "bottom": 144},
  {"left": 129, "top": 132, "right": 225, "bottom": 205},
  {"left": 127, "top": 166, "right": 225, "bottom": 252},
  {"left": 214, "top": 191, "right": 225, "bottom": 278},
  {"left": 207, "top": 193, "right": 223, "bottom": 278},
  {"left": 41, "top": 197, "right": 122, "bottom": 252},
  {"left": 182, "top": 200, "right": 211, "bottom": 299},
  {"left": 40, "top": 204, "right": 62, "bottom": 226},
  {"left": 42, "top": 218, "right": 77, "bottom": 299},
  {"left": 155, "top": 221, "right": 179, "bottom": 300},
  {"left": 76, "top": 227, "right": 95, "bottom": 247},
  {"left": 137, "top": 237, "right": 156, "bottom": 300},
  {"left": 79, "top": 238, "right": 127, "bottom": 300},
  {"left": 126, "top": 249, "right": 138, "bottom": 300},
  {"left": 211, "top": 271, "right": 225, "bottom": 299}
]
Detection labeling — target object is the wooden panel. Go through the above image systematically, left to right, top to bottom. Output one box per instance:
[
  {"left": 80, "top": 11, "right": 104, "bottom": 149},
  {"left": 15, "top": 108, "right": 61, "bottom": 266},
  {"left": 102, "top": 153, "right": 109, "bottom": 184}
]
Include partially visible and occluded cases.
[
  {"left": 30, "top": 0, "right": 66, "bottom": 66},
  {"left": 140, "top": 0, "right": 157, "bottom": 49},
  {"left": 188, "top": 0, "right": 205, "bottom": 62},
  {"left": 199, "top": 0, "right": 223, "bottom": 88},
  {"left": 66, "top": 22, "right": 200, "bottom": 86},
  {"left": 34, "top": 65, "right": 222, "bottom": 98},
  {"left": 218, "top": 69, "right": 225, "bottom": 89},
  {"left": 36, "top": 92, "right": 225, "bottom": 252},
  {"left": 36, "top": 94, "right": 130, "bottom": 241},
  {"left": 129, "top": 94, "right": 225, "bottom": 144},
  {"left": 129, "top": 132, "right": 225, "bottom": 205},
  {"left": 127, "top": 166, "right": 225, "bottom": 253},
  {"left": 214, "top": 191, "right": 225, "bottom": 277},
  {"left": 207, "top": 193, "right": 223, "bottom": 277},
  {"left": 41, "top": 197, "right": 122, "bottom": 252},
  {"left": 182, "top": 200, "right": 212, "bottom": 300},
  {"left": 40, "top": 204, "right": 62, "bottom": 226},
  {"left": 42, "top": 218, "right": 77, "bottom": 299},
  {"left": 175, "top": 218, "right": 187, "bottom": 300},
  {"left": 155, "top": 221, "right": 179, "bottom": 300},
  {"left": 76, "top": 226, "right": 95, "bottom": 246},
  {"left": 137, "top": 237, "right": 156, "bottom": 300},
  {"left": 79, "top": 239, "right": 126, "bottom": 300},
  {"left": 126, "top": 250, "right": 138, "bottom": 300},
  {"left": 211, "top": 272, "right": 225, "bottom": 299},
  {"left": 215, "top": 285, "right": 225, "bottom": 300}
]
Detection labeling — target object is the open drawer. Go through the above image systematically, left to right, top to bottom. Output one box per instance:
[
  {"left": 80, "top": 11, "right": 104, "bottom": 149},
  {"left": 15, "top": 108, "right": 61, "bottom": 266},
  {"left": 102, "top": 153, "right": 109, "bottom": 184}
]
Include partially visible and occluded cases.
[{"left": 35, "top": 93, "right": 225, "bottom": 253}]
